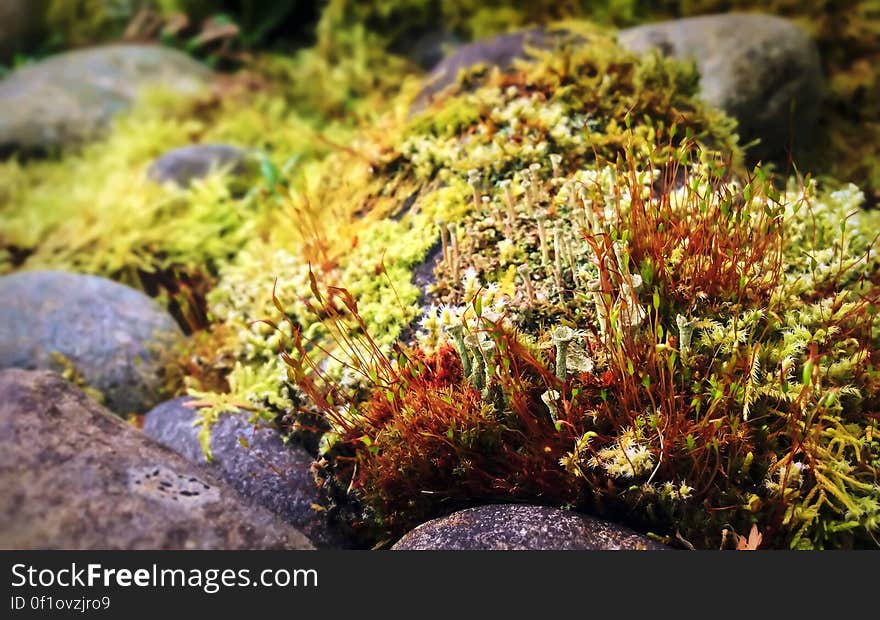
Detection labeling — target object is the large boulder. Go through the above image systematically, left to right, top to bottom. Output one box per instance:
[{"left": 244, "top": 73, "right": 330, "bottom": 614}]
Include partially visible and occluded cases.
[
  {"left": 0, "top": 0, "right": 44, "bottom": 63},
  {"left": 618, "top": 13, "right": 823, "bottom": 162},
  {"left": 0, "top": 44, "right": 211, "bottom": 152},
  {"left": 147, "top": 143, "right": 249, "bottom": 187},
  {"left": 0, "top": 270, "right": 184, "bottom": 414},
  {"left": 0, "top": 369, "right": 314, "bottom": 550},
  {"left": 143, "top": 397, "right": 345, "bottom": 548},
  {"left": 392, "top": 504, "right": 668, "bottom": 550}
]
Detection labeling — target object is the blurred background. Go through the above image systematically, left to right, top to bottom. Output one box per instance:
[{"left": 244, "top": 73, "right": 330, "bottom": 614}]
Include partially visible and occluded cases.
[{"left": 1, "top": 1, "right": 878, "bottom": 199}]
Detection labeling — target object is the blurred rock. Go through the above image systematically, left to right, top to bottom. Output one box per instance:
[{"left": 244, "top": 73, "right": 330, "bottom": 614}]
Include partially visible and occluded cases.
[
  {"left": 0, "top": 0, "right": 44, "bottom": 63},
  {"left": 619, "top": 13, "right": 822, "bottom": 162},
  {"left": 413, "top": 28, "right": 567, "bottom": 110},
  {"left": 0, "top": 44, "right": 211, "bottom": 152},
  {"left": 147, "top": 143, "right": 248, "bottom": 187},
  {"left": 0, "top": 270, "right": 184, "bottom": 414},
  {"left": 0, "top": 369, "right": 314, "bottom": 550},
  {"left": 144, "top": 397, "right": 345, "bottom": 547},
  {"left": 392, "top": 504, "right": 668, "bottom": 550}
]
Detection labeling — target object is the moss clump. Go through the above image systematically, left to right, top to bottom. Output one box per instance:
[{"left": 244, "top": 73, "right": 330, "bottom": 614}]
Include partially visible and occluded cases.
[
  {"left": 320, "top": 0, "right": 880, "bottom": 200},
  {"left": 232, "top": 26, "right": 878, "bottom": 550},
  {"left": 186, "top": 27, "right": 736, "bottom": 417},
  {"left": 289, "top": 140, "right": 879, "bottom": 549}
]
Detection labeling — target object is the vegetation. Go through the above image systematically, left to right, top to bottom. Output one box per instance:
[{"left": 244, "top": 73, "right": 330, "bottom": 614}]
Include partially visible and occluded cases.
[
  {"left": 2, "top": 0, "right": 878, "bottom": 549},
  {"left": 282, "top": 139, "right": 880, "bottom": 549}
]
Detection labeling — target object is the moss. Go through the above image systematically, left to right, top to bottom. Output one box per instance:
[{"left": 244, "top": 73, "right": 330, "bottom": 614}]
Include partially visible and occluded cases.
[
  {"left": 321, "top": 0, "right": 880, "bottom": 199},
  {"left": 9, "top": 2, "right": 878, "bottom": 547},
  {"left": 225, "top": 22, "right": 879, "bottom": 549},
  {"left": 289, "top": 138, "right": 879, "bottom": 548}
]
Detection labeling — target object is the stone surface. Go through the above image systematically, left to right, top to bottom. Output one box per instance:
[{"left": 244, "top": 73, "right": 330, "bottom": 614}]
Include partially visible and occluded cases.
[
  {"left": 0, "top": 0, "right": 43, "bottom": 63},
  {"left": 619, "top": 13, "right": 822, "bottom": 161},
  {"left": 413, "top": 28, "right": 567, "bottom": 110},
  {"left": 0, "top": 44, "right": 211, "bottom": 152},
  {"left": 147, "top": 143, "right": 248, "bottom": 187},
  {"left": 0, "top": 270, "right": 184, "bottom": 414},
  {"left": 0, "top": 369, "right": 314, "bottom": 550},
  {"left": 143, "top": 397, "right": 344, "bottom": 547},
  {"left": 392, "top": 504, "right": 668, "bottom": 550}
]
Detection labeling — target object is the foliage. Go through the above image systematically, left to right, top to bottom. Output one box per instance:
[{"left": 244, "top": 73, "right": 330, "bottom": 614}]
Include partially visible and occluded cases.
[
  {"left": 44, "top": 0, "right": 314, "bottom": 53},
  {"left": 318, "top": 0, "right": 880, "bottom": 200},
  {"left": 8, "top": 1, "right": 879, "bottom": 549},
  {"left": 187, "top": 27, "right": 737, "bottom": 425},
  {"left": 283, "top": 137, "right": 879, "bottom": 548}
]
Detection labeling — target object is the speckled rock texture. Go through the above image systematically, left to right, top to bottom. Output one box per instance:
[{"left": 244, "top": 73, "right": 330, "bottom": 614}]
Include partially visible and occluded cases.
[
  {"left": 0, "top": 0, "right": 43, "bottom": 63},
  {"left": 619, "top": 13, "right": 822, "bottom": 162},
  {"left": 0, "top": 44, "right": 211, "bottom": 152},
  {"left": 147, "top": 143, "right": 248, "bottom": 187},
  {"left": 0, "top": 270, "right": 184, "bottom": 414},
  {"left": 0, "top": 369, "right": 315, "bottom": 550},
  {"left": 143, "top": 397, "right": 345, "bottom": 548},
  {"left": 392, "top": 504, "right": 668, "bottom": 550}
]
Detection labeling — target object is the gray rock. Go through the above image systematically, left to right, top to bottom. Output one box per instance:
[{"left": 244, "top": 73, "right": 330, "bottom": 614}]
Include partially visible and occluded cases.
[
  {"left": 0, "top": 0, "right": 44, "bottom": 63},
  {"left": 619, "top": 13, "right": 823, "bottom": 161},
  {"left": 413, "top": 28, "right": 570, "bottom": 110},
  {"left": 0, "top": 44, "right": 211, "bottom": 152},
  {"left": 148, "top": 143, "right": 248, "bottom": 187},
  {"left": 0, "top": 270, "right": 184, "bottom": 414},
  {"left": 0, "top": 369, "right": 314, "bottom": 550},
  {"left": 143, "top": 397, "right": 344, "bottom": 547},
  {"left": 392, "top": 504, "right": 668, "bottom": 550}
]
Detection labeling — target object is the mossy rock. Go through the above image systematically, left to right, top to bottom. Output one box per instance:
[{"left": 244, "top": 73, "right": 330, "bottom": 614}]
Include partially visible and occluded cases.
[
  {"left": 619, "top": 13, "right": 823, "bottom": 163},
  {"left": 0, "top": 44, "right": 212, "bottom": 153},
  {"left": 147, "top": 143, "right": 250, "bottom": 188},
  {"left": 0, "top": 270, "right": 184, "bottom": 414}
]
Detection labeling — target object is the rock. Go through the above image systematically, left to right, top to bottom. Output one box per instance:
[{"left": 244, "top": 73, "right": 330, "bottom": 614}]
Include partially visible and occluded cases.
[
  {"left": 0, "top": 0, "right": 43, "bottom": 63},
  {"left": 618, "top": 13, "right": 822, "bottom": 162},
  {"left": 414, "top": 28, "right": 567, "bottom": 110},
  {"left": 0, "top": 44, "right": 211, "bottom": 152},
  {"left": 147, "top": 143, "right": 249, "bottom": 187},
  {"left": 0, "top": 270, "right": 184, "bottom": 414},
  {"left": 0, "top": 369, "right": 314, "bottom": 550},
  {"left": 143, "top": 397, "right": 344, "bottom": 547},
  {"left": 392, "top": 504, "right": 668, "bottom": 550}
]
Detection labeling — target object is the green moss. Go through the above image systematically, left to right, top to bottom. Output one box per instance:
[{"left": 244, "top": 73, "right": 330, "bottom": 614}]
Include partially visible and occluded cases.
[{"left": 9, "top": 2, "right": 878, "bottom": 547}]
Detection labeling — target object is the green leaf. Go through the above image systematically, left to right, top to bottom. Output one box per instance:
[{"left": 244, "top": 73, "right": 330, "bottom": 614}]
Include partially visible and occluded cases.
[{"left": 260, "top": 155, "right": 279, "bottom": 187}]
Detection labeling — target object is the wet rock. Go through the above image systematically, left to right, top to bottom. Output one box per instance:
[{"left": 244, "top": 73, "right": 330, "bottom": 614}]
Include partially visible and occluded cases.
[
  {"left": 0, "top": 0, "right": 43, "bottom": 63},
  {"left": 619, "top": 13, "right": 822, "bottom": 161},
  {"left": 0, "top": 44, "right": 211, "bottom": 152},
  {"left": 147, "top": 143, "right": 248, "bottom": 187},
  {"left": 0, "top": 270, "right": 184, "bottom": 414},
  {"left": 0, "top": 369, "right": 314, "bottom": 550},
  {"left": 143, "top": 397, "right": 344, "bottom": 547},
  {"left": 392, "top": 504, "right": 668, "bottom": 550}
]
